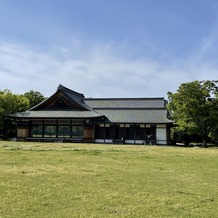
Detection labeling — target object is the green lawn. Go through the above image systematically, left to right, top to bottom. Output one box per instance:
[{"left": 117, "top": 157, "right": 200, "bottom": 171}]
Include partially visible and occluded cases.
[{"left": 0, "top": 141, "right": 217, "bottom": 218}]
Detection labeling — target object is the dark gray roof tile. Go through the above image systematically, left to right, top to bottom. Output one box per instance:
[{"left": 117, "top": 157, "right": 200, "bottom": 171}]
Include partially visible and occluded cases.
[
  {"left": 84, "top": 98, "right": 165, "bottom": 109},
  {"left": 95, "top": 109, "right": 172, "bottom": 124},
  {"left": 11, "top": 110, "right": 103, "bottom": 119}
]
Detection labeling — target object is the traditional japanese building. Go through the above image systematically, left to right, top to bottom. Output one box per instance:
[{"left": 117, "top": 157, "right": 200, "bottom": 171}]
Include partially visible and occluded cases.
[{"left": 9, "top": 85, "right": 173, "bottom": 144}]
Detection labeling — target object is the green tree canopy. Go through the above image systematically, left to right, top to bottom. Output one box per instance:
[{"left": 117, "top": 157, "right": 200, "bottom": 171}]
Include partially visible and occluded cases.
[
  {"left": 168, "top": 80, "right": 218, "bottom": 147},
  {"left": 0, "top": 89, "right": 46, "bottom": 138},
  {"left": 0, "top": 90, "right": 30, "bottom": 137},
  {"left": 0, "top": 90, "right": 29, "bottom": 117},
  {"left": 24, "top": 90, "right": 46, "bottom": 109}
]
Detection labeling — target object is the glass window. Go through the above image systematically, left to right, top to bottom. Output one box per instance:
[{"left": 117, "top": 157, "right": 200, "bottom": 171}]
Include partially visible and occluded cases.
[
  {"left": 95, "top": 124, "right": 104, "bottom": 139},
  {"left": 95, "top": 124, "right": 100, "bottom": 138},
  {"left": 114, "top": 124, "right": 125, "bottom": 139},
  {"left": 31, "top": 125, "right": 43, "bottom": 137},
  {"left": 105, "top": 125, "right": 114, "bottom": 139},
  {"left": 114, "top": 125, "right": 120, "bottom": 139},
  {"left": 126, "top": 125, "right": 134, "bottom": 140},
  {"left": 135, "top": 125, "right": 145, "bottom": 140},
  {"left": 146, "top": 125, "right": 156, "bottom": 139},
  {"left": 150, "top": 125, "right": 156, "bottom": 139},
  {"left": 44, "top": 126, "right": 56, "bottom": 137},
  {"left": 58, "top": 126, "right": 71, "bottom": 137},
  {"left": 72, "top": 126, "right": 83, "bottom": 139},
  {"left": 146, "top": 128, "right": 151, "bottom": 139}
]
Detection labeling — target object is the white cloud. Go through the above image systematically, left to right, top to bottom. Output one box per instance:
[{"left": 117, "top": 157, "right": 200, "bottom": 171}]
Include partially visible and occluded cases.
[{"left": 0, "top": 40, "right": 217, "bottom": 99}]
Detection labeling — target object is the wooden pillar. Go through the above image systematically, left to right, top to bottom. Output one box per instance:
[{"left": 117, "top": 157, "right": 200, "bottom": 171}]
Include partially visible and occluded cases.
[
  {"left": 42, "top": 119, "right": 45, "bottom": 138},
  {"left": 56, "top": 119, "right": 58, "bottom": 138},
  {"left": 70, "top": 119, "right": 73, "bottom": 138},
  {"left": 28, "top": 120, "right": 32, "bottom": 137},
  {"left": 84, "top": 124, "right": 94, "bottom": 143}
]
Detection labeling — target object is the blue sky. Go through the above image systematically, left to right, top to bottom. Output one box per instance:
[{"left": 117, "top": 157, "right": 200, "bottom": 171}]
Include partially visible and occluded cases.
[{"left": 0, "top": 0, "right": 218, "bottom": 98}]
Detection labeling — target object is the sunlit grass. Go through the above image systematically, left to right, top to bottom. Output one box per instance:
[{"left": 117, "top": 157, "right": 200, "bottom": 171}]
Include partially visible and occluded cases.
[{"left": 0, "top": 141, "right": 217, "bottom": 217}]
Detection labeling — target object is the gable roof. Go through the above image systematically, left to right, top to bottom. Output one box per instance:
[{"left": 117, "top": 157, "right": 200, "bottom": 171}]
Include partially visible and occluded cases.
[{"left": 30, "top": 84, "right": 91, "bottom": 111}]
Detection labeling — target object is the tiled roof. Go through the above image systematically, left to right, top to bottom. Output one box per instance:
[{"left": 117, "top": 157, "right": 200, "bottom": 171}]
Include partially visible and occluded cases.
[
  {"left": 30, "top": 84, "right": 91, "bottom": 111},
  {"left": 8, "top": 85, "right": 173, "bottom": 124},
  {"left": 58, "top": 85, "right": 91, "bottom": 111},
  {"left": 83, "top": 97, "right": 172, "bottom": 123},
  {"left": 84, "top": 98, "right": 166, "bottom": 109},
  {"left": 95, "top": 109, "right": 172, "bottom": 124},
  {"left": 11, "top": 110, "right": 103, "bottom": 119}
]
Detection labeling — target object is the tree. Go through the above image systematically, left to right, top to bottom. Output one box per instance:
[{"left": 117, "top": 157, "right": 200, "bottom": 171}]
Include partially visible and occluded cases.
[
  {"left": 167, "top": 80, "right": 218, "bottom": 147},
  {"left": 0, "top": 89, "right": 46, "bottom": 138},
  {"left": 0, "top": 90, "right": 30, "bottom": 138},
  {"left": 24, "top": 90, "right": 46, "bottom": 108}
]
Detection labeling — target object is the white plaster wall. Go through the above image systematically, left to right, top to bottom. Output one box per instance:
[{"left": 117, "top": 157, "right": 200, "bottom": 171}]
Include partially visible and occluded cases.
[
  {"left": 156, "top": 126, "right": 167, "bottom": 145},
  {"left": 95, "top": 139, "right": 104, "bottom": 143},
  {"left": 105, "top": 139, "right": 113, "bottom": 144},
  {"left": 125, "top": 140, "right": 134, "bottom": 144},
  {"left": 135, "top": 140, "right": 144, "bottom": 144}
]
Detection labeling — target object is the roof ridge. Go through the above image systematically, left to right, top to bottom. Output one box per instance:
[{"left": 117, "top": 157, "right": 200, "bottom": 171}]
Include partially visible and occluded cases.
[
  {"left": 58, "top": 84, "right": 85, "bottom": 98},
  {"left": 84, "top": 97, "right": 164, "bottom": 100},
  {"left": 94, "top": 107, "right": 167, "bottom": 110}
]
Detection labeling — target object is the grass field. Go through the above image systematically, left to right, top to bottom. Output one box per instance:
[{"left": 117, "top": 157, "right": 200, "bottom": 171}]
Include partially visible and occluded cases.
[{"left": 0, "top": 141, "right": 217, "bottom": 218}]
